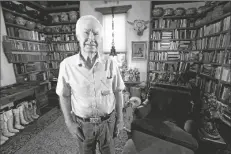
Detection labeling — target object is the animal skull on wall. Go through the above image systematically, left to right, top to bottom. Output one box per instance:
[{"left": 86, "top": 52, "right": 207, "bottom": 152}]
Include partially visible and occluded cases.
[{"left": 127, "top": 20, "right": 149, "bottom": 36}]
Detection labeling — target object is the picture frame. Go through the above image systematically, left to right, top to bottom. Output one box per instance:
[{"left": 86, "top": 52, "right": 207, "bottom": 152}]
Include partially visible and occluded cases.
[{"left": 131, "top": 41, "right": 147, "bottom": 60}]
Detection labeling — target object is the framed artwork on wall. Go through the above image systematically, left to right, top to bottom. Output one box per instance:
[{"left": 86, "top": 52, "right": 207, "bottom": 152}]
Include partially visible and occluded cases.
[{"left": 131, "top": 41, "right": 147, "bottom": 60}]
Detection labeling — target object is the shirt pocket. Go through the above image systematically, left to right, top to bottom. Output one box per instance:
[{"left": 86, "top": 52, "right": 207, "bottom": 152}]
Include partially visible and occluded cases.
[
  {"left": 100, "top": 77, "right": 113, "bottom": 94},
  {"left": 70, "top": 79, "right": 92, "bottom": 97}
]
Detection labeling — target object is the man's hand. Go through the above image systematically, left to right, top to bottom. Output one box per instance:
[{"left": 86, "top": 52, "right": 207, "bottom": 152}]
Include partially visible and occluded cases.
[
  {"left": 114, "top": 119, "right": 124, "bottom": 137},
  {"left": 66, "top": 121, "right": 85, "bottom": 141}
]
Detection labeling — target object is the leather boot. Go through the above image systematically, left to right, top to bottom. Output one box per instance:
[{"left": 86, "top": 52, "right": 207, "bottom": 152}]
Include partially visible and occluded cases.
[
  {"left": 31, "top": 100, "right": 39, "bottom": 119},
  {"left": 23, "top": 102, "right": 34, "bottom": 123},
  {"left": 18, "top": 105, "right": 29, "bottom": 125},
  {"left": 12, "top": 108, "right": 24, "bottom": 130},
  {"left": 4, "top": 110, "right": 19, "bottom": 133},
  {"left": 0, "top": 113, "right": 15, "bottom": 137},
  {"left": 0, "top": 131, "right": 9, "bottom": 145}
]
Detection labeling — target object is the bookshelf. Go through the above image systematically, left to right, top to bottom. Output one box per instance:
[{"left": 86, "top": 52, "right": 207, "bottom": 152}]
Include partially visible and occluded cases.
[
  {"left": 1, "top": 1, "right": 80, "bottom": 108},
  {"left": 148, "top": 1, "right": 230, "bottom": 127}
]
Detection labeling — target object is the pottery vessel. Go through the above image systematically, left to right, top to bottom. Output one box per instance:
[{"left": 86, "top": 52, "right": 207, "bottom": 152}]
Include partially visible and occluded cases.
[
  {"left": 17, "top": 4, "right": 27, "bottom": 14},
  {"left": 152, "top": 7, "right": 164, "bottom": 17},
  {"left": 164, "top": 8, "right": 174, "bottom": 16},
  {"left": 174, "top": 8, "right": 186, "bottom": 16},
  {"left": 186, "top": 8, "right": 197, "bottom": 15},
  {"left": 68, "top": 11, "right": 78, "bottom": 22},
  {"left": 4, "top": 12, "right": 15, "bottom": 23},
  {"left": 60, "top": 12, "right": 68, "bottom": 22},
  {"left": 52, "top": 15, "right": 60, "bottom": 23},
  {"left": 15, "top": 17, "right": 26, "bottom": 26},
  {"left": 26, "top": 21, "right": 36, "bottom": 30}
]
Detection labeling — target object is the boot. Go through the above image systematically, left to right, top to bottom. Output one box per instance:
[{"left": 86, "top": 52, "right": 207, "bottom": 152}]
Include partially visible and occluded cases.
[
  {"left": 31, "top": 100, "right": 39, "bottom": 119},
  {"left": 28, "top": 101, "right": 38, "bottom": 119},
  {"left": 23, "top": 102, "right": 34, "bottom": 123},
  {"left": 18, "top": 105, "right": 29, "bottom": 125},
  {"left": 12, "top": 108, "right": 24, "bottom": 130},
  {"left": 4, "top": 110, "right": 19, "bottom": 133},
  {"left": 0, "top": 113, "right": 15, "bottom": 137},
  {"left": 0, "top": 132, "right": 9, "bottom": 145}
]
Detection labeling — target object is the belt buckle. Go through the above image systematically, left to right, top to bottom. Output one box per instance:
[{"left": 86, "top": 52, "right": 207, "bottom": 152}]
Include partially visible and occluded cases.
[{"left": 90, "top": 117, "right": 101, "bottom": 123}]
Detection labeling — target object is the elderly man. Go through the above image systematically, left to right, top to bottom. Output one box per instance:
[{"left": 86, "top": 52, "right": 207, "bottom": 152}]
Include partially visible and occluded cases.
[{"left": 56, "top": 15, "right": 125, "bottom": 154}]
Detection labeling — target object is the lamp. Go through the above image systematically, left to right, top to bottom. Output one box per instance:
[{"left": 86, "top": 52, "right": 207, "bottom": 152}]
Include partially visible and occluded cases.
[{"left": 109, "top": 7, "right": 117, "bottom": 58}]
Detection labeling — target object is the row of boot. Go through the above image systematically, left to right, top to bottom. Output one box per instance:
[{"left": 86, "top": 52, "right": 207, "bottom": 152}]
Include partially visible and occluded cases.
[{"left": 0, "top": 100, "right": 40, "bottom": 145}]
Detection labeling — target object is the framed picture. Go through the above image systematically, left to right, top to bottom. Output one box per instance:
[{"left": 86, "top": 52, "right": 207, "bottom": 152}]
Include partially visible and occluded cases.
[{"left": 132, "top": 41, "right": 147, "bottom": 60}]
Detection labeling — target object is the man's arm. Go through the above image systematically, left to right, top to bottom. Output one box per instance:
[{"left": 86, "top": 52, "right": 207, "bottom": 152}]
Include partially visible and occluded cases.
[{"left": 59, "top": 96, "right": 72, "bottom": 125}]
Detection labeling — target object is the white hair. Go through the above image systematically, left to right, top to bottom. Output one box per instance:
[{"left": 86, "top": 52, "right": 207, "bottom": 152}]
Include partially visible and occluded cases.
[{"left": 75, "top": 15, "right": 102, "bottom": 37}]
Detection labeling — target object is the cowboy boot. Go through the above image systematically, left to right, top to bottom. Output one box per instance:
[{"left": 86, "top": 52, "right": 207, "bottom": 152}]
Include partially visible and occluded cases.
[
  {"left": 31, "top": 100, "right": 39, "bottom": 119},
  {"left": 28, "top": 101, "right": 38, "bottom": 119},
  {"left": 23, "top": 102, "right": 34, "bottom": 123},
  {"left": 18, "top": 105, "right": 29, "bottom": 125},
  {"left": 12, "top": 108, "right": 24, "bottom": 130},
  {"left": 5, "top": 110, "right": 19, "bottom": 133},
  {"left": 0, "top": 113, "right": 15, "bottom": 137},
  {"left": 0, "top": 131, "right": 9, "bottom": 145}
]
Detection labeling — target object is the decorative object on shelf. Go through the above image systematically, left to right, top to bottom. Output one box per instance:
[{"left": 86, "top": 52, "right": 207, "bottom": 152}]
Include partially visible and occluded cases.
[
  {"left": 1, "top": 1, "right": 15, "bottom": 10},
  {"left": 224, "top": 2, "right": 231, "bottom": 13},
  {"left": 17, "top": 4, "right": 27, "bottom": 14},
  {"left": 197, "top": 5, "right": 210, "bottom": 14},
  {"left": 152, "top": 7, "right": 164, "bottom": 17},
  {"left": 164, "top": 8, "right": 174, "bottom": 16},
  {"left": 174, "top": 8, "right": 186, "bottom": 16},
  {"left": 186, "top": 8, "right": 197, "bottom": 15},
  {"left": 28, "top": 10, "right": 39, "bottom": 19},
  {"left": 68, "top": 11, "right": 78, "bottom": 22},
  {"left": 4, "top": 12, "right": 15, "bottom": 23},
  {"left": 60, "top": 12, "right": 68, "bottom": 22},
  {"left": 43, "top": 14, "right": 52, "bottom": 23},
  {"left": 52, "top": 14, "right": 60, "bottom": 23},
  {"left": 15, "top": 17, "right": 26, "bottom": 26},
  {"left": 127, "top": 20, "right": 149, "bottom": 36},
  {"left": 26, "top": 21, "right": 36, "bottom": 30},
  {"left": 36, "top": 23, "right": 43, "bottom": 30},
  {"left": 62, "top": 25, "right": 71, "bottom": 32},
  {"left": 45, "top": 26, "right": 52, "bottom": 33},
  {"left": 51, "top": 26, "right": 61, "bottom": 33},
  {"left": 131, "top": 41, "right": 147, "bottom": 60},
  {"left": 122, "top": 68, "right": 140, "bottom": 82}
]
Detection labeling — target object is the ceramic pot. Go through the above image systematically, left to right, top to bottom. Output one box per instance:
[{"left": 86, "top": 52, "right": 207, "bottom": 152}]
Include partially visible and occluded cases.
[
  {"left": 224, "top": 2, "right": 231, "bottom": 13},
  {"left": 17, "top": 4, "right": 27, "bottom": 14},
  {"left": 152, "top": 7, "right": 164, "bottom": 17},
  {"left": 164, "top": 8, "right": 174, "bottom": 16},
  {"left": 174, "top": 8, "right": 186, "bottom": 16},
  {"left": 186, "top": 8, "right": 197, "bottom": 15},
  {"left": 68, "top": 11, "right": 78, "bottom": 22},
  {"left": 4, "top": 12, "right": 15, "bottom": 23},
  {"left": 60, "top": 12, "right": 68, "bottom": 22},
  {"left": 43, "top": 15, "right": 52, "bottom": 24},
  {"left": 52, "top": 15, "right": 59, "bottom": 23},
  {"left": 15, "top": 17, "right": 26, "bottom": 26},
  {"left": 26, "top": 21, "right": 36, "bottom": 30},
  {"left": 36, "top": 23, "right": 43, "bottom": 30},
  {"left": 62, "top": 25, "right": 71, "bottom": 32},
  {"left": 45, "top": 27, "right": 52, "bottom": 33}
]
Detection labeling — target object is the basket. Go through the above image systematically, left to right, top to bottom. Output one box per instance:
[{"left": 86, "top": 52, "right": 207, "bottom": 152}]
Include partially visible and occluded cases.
[
  {"left": 152, "top": 7, "right": 164, "bottom": 17},
  {"left": 164, "top": 8, "right": 174, "bottom": 16},
  {"left": 174, "top": 8, "right": 186, "bottom": 16},
  {"left": 186, "top": 8, "right": 197, "bottom": 15}
]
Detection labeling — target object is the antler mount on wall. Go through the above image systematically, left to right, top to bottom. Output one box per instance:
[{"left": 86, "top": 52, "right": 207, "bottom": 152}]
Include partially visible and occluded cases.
[{"left": 127, "top": 20, "right": 149, "bottom": 36}]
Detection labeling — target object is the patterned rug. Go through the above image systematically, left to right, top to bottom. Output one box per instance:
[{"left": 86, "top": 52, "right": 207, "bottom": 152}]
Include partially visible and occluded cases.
[
  {"left": 0, "top": 107, "right": 62, "bottom": 154},
  {"left": 14, "top": 114, "right": 128, "bottom": 154}
]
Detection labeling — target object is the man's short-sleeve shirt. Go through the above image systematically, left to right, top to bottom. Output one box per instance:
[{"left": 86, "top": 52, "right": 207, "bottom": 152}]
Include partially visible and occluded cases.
[{"left": 56, "top": 53, "right": 125, "bottom": 118}]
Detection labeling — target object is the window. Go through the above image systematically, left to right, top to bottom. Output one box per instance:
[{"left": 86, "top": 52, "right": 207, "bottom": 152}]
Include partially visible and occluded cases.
[{"left": 102, "top": 13, "right": 127, "bottom": 53}]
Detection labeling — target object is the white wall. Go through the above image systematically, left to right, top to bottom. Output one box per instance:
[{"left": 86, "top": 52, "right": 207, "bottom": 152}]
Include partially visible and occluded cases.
[
  {"left": 80, "top": 1, "right": 151, "bottom": 82},
  {"left": 0, "top": 3, "right": 16, "bottom": 87}
]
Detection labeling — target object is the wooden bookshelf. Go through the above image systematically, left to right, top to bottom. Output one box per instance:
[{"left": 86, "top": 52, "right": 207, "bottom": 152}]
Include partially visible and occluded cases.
[
  {"left": 49, "top": 21, "right": 76, "bottom": 26},
  {"left": 8, "top": 36, "right": 46, "bottom": 43}
]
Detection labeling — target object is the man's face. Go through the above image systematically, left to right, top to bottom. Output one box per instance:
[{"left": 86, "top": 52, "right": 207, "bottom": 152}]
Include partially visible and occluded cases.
[{"left": 77, "top": 18, "right": 102, "bottom": 54}]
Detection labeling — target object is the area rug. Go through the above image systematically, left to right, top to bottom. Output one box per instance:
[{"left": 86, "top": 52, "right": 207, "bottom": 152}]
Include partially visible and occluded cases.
[
  {"left": 0, "top": 107, "right": 62, "bottom": 154},
  {"left": 14, "top": 114, "right": 128, "bottom": 154}
]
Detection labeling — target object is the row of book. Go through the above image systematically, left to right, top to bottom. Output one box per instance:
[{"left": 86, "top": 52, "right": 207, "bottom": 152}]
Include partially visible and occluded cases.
[
  {"left": 223, "top": 16, "right": 231, "bottom": 31},
  {"left": 152, "top": 19, "right": 193, "bottom": 29},
  {"left": 197, "top": 21, "right": 222, "bottom": 38},
  {"left": 6, "top": 27, "right": 44, "bottom": 41},
  {"left": 151, "top": 30, "right": 197, "bottom": 40},
  {"left": 193, "top": 33, "right": 231, "bottom": 49},
  {"left": 51, "top": 34, "right": 77, "bottom": 42},
  {"left": 9, "top": 39, "right": 48, "bottom": 51},
  {"left": 151, "top": 41, "right": 191, "bottom": 50},
  {"left": 47, "top": 43, "right": 79, "bottom": 52},
  {"left": 150, "top": 51, "right": 200, "bottom": 61},
  {"left": 201, "top": 51, "right": 228, "bottom": 64},
  {"left": 48, "top": 52, "right": 74, "bottom": 61},
  {"left": 7, "top": 54, "right": 48, "bottom": 62},
  {"left": 149, "top": 61, "right": 189, "bottom": 72},
  {"left": 49, "top": 62, "right": 60, "bottom": 69},
  {"left": 200, "top": 65, "right": 221, "bottom": 79},
  {"left": 220, "top": 67, "right": 231, "bottom": 82},
  {"left": 29, "top": 72, "right": 48, "bottom": 81}
]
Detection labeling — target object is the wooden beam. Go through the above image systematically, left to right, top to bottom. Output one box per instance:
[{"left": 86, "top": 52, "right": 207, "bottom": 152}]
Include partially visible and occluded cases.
[{"left": 95, "top": 5, "right": 132, "bottom": 15}]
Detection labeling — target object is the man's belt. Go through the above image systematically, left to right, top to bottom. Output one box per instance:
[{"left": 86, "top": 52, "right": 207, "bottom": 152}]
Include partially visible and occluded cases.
[{"left": 74, "top": 110, "right": 115, "bottom": 123}]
